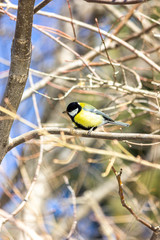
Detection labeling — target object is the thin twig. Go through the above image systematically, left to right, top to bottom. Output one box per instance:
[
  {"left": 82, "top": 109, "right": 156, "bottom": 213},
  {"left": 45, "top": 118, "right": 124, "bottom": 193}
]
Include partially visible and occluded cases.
[
  {"left": 34, "top": 0, "right": 52, "bottom": 14},
  {"left": 66, "top": 0, "right": 76, "bottom": 39},
  {"left": 84, "top": 0, "right": 148, "bottom": 4},
  {"left": 2, "top": 3, "right": 160, "bottom": 72},
  {"left": 95, "top": 18, "right": 117, "bottom": 83},
  {"left": 33, "top": 24, "right": 101, "bottom": 79},
  {"left": 6, "top": 73, "right": 44, "bottom": 220},
  {"left": 33, "top": 84, "right": 79, "bottom": 101},
  {"left": 112, "top": 166, "right": 160, "bottom": 233},
  {"left": 64, "top": 176, "right": 77, "bottom": 239},
  {"left": 0, "top": 209, "right": 43, "bottom": 240}
]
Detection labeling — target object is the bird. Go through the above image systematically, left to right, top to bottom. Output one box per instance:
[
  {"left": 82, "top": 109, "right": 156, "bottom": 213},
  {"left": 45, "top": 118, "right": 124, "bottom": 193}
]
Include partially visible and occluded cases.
[{"left": 63, "top": 102, "right": 129, "bottom": 133}]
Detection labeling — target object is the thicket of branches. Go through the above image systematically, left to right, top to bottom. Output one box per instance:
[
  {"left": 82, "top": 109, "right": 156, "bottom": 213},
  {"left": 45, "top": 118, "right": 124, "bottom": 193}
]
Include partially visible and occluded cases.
[{"left": 0, "top": 0, "right": 160, "bottom": 239}]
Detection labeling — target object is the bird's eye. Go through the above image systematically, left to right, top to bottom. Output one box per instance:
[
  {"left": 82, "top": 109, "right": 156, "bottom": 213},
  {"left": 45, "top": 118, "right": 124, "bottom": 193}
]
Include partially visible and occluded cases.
[{"left": 68, "top": 108, "right": 79, "bottom": 116}]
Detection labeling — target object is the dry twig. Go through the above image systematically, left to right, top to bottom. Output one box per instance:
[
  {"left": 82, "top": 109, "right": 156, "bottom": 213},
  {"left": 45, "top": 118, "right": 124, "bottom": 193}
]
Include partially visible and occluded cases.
[{"left": 112, "top": 166, "right": 160, "bottom": 238}]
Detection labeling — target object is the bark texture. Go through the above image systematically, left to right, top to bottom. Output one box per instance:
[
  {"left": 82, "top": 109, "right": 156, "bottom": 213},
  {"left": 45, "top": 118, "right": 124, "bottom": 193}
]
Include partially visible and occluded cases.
[{"left": 0, "top": 0, "right": 35, "bottom": 163}]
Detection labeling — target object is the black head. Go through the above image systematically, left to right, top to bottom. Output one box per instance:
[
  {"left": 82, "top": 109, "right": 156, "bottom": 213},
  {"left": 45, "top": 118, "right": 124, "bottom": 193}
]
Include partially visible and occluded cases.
[{"left": 66, "top": 102, "right": 81, "bottom": 118}]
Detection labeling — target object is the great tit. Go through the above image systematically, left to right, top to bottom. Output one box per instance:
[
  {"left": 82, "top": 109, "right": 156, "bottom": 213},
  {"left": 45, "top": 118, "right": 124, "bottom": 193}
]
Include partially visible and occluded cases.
[{"left": 63, "top": 102, "right": 129, "bottom": 132}]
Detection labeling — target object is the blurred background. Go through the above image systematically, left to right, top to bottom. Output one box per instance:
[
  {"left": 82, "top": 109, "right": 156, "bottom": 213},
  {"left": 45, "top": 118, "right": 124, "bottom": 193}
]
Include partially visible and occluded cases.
[{"left": 0, "top": 0, "right": 160, "bottom": 239}]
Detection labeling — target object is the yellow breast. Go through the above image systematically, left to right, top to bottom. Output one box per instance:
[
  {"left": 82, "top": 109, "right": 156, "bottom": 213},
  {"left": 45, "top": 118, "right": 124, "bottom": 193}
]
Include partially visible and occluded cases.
[{"left": 74, "top": 109, "right": 103, "bottom": 128}]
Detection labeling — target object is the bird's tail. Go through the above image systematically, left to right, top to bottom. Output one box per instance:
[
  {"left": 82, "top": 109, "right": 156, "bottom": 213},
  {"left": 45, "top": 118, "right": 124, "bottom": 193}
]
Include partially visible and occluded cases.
[{"left": 112, "top": 121, "right": 129, "bottom": 127}]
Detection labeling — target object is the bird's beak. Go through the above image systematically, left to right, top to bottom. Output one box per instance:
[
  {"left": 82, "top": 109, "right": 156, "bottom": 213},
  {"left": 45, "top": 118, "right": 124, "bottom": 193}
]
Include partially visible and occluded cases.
[{"left": 62, "top": 110, "right": 67, "bottom": 114}]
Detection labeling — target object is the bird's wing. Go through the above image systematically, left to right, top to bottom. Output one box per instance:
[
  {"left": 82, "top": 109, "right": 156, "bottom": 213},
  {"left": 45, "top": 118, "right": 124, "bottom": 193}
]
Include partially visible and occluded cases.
[
  {"left": 83, "top": 106, "right": 114, "bottom": 122},
  {"left": 93, "top": 109, "right": 114, "bottom": 122}
]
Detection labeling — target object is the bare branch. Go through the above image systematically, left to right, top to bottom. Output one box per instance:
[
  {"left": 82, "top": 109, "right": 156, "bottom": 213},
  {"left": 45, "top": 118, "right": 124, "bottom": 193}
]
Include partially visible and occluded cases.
[
  {"left": 34, "top": 0, "right": 52, "bottom": 14},
  {"left": 84, "top": 0, "right": 149, "bottom": 4},
  {"left": 7, "top": 73, "right": 44, "bottom": 221},
  {"left": 8, "top": 127, "right": 160, "bottom": 152},
  {"left": 112, "top": 166, "right": 160, "bottom": 236},
  {"left": 64, "top": 176, "right": 77, "bottom": 239},
  {"left": 0, "top": 209, "right": 43, "bottom": 240}
]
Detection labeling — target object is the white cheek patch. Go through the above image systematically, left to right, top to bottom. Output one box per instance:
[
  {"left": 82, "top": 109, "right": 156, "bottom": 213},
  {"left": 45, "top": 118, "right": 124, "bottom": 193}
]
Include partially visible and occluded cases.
[{"left": 69, "top": 108, "right": 79, "bottom": 116}]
